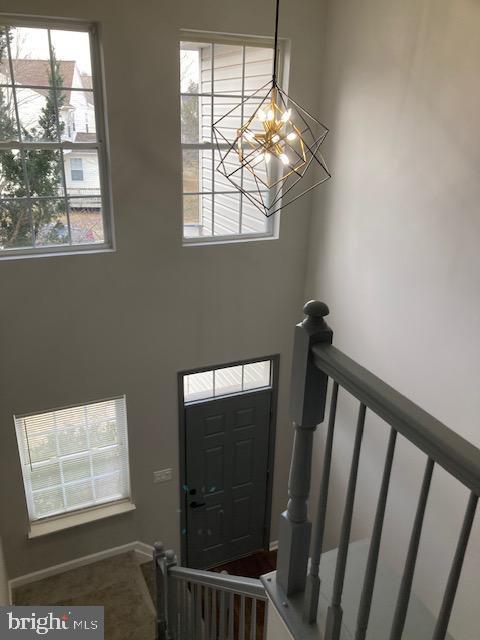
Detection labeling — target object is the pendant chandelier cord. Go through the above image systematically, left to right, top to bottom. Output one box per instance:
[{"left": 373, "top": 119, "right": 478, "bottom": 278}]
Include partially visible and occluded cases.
[{"left": 272, "top": 0, "right": 281, "bottom": 85}]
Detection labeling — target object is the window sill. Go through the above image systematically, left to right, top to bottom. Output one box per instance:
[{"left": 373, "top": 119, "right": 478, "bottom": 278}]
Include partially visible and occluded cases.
[
  {"left": 183, "top": 233, "right": 279, "bottom": 247},
  {"left": 0, "top": 244, "right": 115, "bottom": 261},
  {"left": 28, "top": 500, "right": 135, "bottom": 539}
]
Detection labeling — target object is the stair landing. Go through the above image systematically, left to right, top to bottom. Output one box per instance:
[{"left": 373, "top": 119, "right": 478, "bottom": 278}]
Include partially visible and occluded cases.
[{"left": 262, "top": 539, "right": 454, "bottom": 640}]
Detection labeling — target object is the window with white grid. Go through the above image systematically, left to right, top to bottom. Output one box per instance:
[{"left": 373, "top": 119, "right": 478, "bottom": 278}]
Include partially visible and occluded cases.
[
  {"left": 0, "top": 18, "right": 112, "bottom": 257},
  {"left": 180, "top": 36, "right": 279, "bottom": 242},
  {"left": 183, "top": 360, "right": 272, "bottom": 403},
  {"left": 14, "top": 397, "right": 131, "bottom": 522}
]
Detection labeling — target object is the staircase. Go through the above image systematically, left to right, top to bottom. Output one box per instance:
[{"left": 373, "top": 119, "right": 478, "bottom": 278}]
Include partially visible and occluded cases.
[{"left": 155, "top": 301, "right": 479, "bottom": 640}]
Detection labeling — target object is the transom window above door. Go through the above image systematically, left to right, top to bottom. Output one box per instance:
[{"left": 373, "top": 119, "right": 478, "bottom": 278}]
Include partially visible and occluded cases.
[
  {"left": 0, "top": 18, "right": 112, "bottom": 258},
  {"left": 180, "top": 35, "right": 283, "bottom": 244},
  {"left": 183, "top": 359, "right": 272, "bottom": 403}
]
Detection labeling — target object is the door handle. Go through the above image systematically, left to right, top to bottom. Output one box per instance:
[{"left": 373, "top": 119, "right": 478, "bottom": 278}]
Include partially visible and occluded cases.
[{"left": 190, "top": 501, "right": 206, "bottom": 509}]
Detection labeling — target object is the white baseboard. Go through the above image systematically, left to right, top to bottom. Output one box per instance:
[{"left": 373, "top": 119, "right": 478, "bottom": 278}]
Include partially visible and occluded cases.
[
  {"left": 9, "top": 540, "right": 154, "bottom": 594},
  {"left": 269, "top": 540, "right": 278, "bottom": 551},
  {"left": 133, "top": 541, "right": 155, "bottom": 564}
]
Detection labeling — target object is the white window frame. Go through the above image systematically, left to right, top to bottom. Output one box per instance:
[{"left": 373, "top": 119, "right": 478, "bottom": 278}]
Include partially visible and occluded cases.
[
  {"left": 0, "top": 15, "right": 114, "bottom": 259},
  {"left": 181, "top": 32, "right": 287, "bottom": 246},
  {"left": 183, "top": 358, "right": 273, "bottom": 404},
  {"left": 14, "top": 395, "right": 133, "bottom": 537}
]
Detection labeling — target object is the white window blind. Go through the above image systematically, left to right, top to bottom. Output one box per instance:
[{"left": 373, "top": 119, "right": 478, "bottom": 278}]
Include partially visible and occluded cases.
[{"left": 14, "top": 397, "right": 131, "bottom": 521}]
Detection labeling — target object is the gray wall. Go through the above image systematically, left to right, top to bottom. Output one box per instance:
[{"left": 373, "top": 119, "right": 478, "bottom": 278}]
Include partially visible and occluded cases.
[
  {"left": 0, "top": 0, "right": 324, "bottom": 578},
  {"left": 305, "top": 0, "right": 480, "bottom": 638},
  {"left": 0, "top": 538, "right": 8, "bottom": 605}
]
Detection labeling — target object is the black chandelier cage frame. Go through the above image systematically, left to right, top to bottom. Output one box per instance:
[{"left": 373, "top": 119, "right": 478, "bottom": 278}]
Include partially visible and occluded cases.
[{"left": 211, "top": 0, "right": 331, "bottom": 218}]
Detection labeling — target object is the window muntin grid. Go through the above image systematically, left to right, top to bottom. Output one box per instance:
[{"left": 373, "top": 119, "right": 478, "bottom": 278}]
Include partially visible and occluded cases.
[
  {"left": 0, "top": 19, "right": 112, "bottom": 256},
  {"left": 180, "top": 37, "right": 277, "bottom": 242},
  {"left": 183, "top": 360, "right": 272, "bottom": 403},
  {"left": 14, "top": 397, "right": 131, "bottom": 521}
]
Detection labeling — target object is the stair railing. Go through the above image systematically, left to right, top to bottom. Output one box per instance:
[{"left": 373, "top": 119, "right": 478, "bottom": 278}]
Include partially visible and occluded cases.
[
  {"left": 264, "top": 300, "right": 480, "bottom": 640},
  {"left": 154, "top": 543, "right": 268, "bottom": 640}
]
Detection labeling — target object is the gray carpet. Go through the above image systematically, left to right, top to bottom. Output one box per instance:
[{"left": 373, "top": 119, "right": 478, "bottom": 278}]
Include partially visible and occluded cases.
[{"left": 13, "top": 552, "right": 155, "bottom": 640}]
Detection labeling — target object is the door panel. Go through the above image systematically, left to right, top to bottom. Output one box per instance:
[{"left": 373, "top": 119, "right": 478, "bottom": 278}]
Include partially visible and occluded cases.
[{"left": 185, "top": 389, "right": 271, "bottom": 568}]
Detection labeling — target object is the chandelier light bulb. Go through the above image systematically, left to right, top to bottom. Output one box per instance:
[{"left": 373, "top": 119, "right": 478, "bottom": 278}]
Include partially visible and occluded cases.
[
  {"left": 267, "top": 108, "right": 275, "bottom": 121},
  {"left": 257, "top": 109, "right": 266, "bottom": 122},
  {"left": 281, "top": 109, "right": 291, "bottom": 122},
  {"left": 287, "top": 132, "right": 297, "bottom": 141},
  {"left": 271, "top": 134, "right": 280, "bottom": 143},
  {"left": 279, "top": 153, "right": 290, "bottom": 165}
]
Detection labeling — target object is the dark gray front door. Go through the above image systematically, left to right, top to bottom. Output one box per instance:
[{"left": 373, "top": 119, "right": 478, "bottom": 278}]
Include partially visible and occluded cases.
[{"left": 185, "top": 389, "right": 271, "bottom": 569}]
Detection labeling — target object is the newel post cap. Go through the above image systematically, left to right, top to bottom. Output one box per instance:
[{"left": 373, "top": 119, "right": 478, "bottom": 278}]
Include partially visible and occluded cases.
[
  {"left": 301, "top": 300, "right": 332, "bottom": 337},
  {"left": 303, "top": 300, "right": 329, "bottom": 318}
]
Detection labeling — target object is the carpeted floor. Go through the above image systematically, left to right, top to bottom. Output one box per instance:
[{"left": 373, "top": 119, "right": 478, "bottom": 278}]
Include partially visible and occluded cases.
[{"left": 13, "top": 552, "right": 155, "bottom": 640}]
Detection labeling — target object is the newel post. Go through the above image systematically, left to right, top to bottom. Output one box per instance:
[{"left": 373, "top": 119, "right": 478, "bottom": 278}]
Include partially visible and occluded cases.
[{"left": 277, "top": 301, "right": 333, "bottom": 596}]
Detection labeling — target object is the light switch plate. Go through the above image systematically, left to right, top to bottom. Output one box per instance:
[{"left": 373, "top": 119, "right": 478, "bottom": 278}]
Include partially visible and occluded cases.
[{"left": 153, "top": 468, "right": 172, "bottom": 483}]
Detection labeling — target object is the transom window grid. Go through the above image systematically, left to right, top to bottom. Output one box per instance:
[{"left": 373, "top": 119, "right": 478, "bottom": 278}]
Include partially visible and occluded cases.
[
  {"left": 0, "top": 18, "right": 111, "bottom": 256},
  {"left": 181, "top": 37, "right": 281, "bottom": 242},
  {"left": 183, "top": 360, "right": 272, "bottom": 403},
  {"left": 14, "top": 397, "right": 131, "bottom": 521}
]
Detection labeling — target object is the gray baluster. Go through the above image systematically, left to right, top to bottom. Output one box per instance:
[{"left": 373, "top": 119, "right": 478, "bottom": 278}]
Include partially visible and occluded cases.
[
  {"left": 277, "top": 301, "right": 333, "bottom": 596},
  {"left": 304, "top": 381, "right": 339, "bottom": 623},
  {"left": 325, "top": 403, "right": 367, "bottom": 640},
  {"left": 354, "top": 427, "right": 397, "bottom": 640},
  {"left": 389, "top": 457, "right": 435, "bottom": 640},
  {"left": 432, "top": 492, "right": 478, "bottom": 640},
  {"left": 154, "top": 542, "right": 167, "bottom": 640},
  {"left": 165, "top": 550, "right": 178, "bottom": 640},
  {"left": 180, "top": 580, "right": 186, "bottom": 640},
  {"left": 188, "top": 582, "right": 197, "bottom": 640},
  {"left": 196, "top": 584, "right": 203, "bottom": 640},
  {"left": 205, "top": 586, "right": 210, "bottom": 640},
  {"left": 212, "top": 589, "right": 217, "bottom": 640},
  {"left": 219, "top": 589, "right": 227, "bottom": 639},
  {"left": 228, "top": 592, "right": 235, "bottom": 640},
  {"left": 239, "top": 595, "right": 245, "bottom": 640},
  {"left": 250, "top": 598, "right": 257, "bottom": 640},
  {"left": 262, "top": 601, "right": 267, "bottom": 640}
]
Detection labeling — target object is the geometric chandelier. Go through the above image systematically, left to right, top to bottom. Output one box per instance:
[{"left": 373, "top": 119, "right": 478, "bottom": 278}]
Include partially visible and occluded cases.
[{"left": 212, "top": 0, "right": 331, "bottom": 217}]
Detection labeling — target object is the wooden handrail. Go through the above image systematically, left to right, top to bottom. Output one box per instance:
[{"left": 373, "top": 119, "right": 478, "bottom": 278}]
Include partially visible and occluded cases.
[
  {"left": 267, "top": 301, "right": 479, "bottom": 640},
  {"left": 311, "top": 343, "right": 480, "bottom": 496}
]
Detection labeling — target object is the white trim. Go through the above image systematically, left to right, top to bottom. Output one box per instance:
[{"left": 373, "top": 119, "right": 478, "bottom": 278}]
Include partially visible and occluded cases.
[
  {"left": 0, "top": 15, "right": 114, "bottom": 259},
  {"left": 183, "top": 231, "right": 279, "bottom": 247},
  {"left": 28, "top": 500, "right": 135, "bottom": 539},
  {"left": 8, "top": 540, "right": 154, "bottom": 590},
  {"left": 269, "top": 540, "right": 278, "bottom": 552},
  {"left": 133, "top": 541, "right": 155, "bottom": 564}
]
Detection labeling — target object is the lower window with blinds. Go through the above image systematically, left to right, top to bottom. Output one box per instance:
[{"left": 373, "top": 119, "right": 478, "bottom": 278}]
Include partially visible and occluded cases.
[{"left": 14, "top": 396, "right": 131, "bottom": 523}]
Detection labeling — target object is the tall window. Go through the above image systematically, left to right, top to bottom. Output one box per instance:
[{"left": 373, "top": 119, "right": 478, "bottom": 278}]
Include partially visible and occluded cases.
[
  {"left": 0, "top": 18, "right": 112, "bottom": 256},
  {"left": 180, "top": 36, "right": 279, "bottom": 243},
  {"left": 15, "top": 397, "right": 131, "bottom": 522}
]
